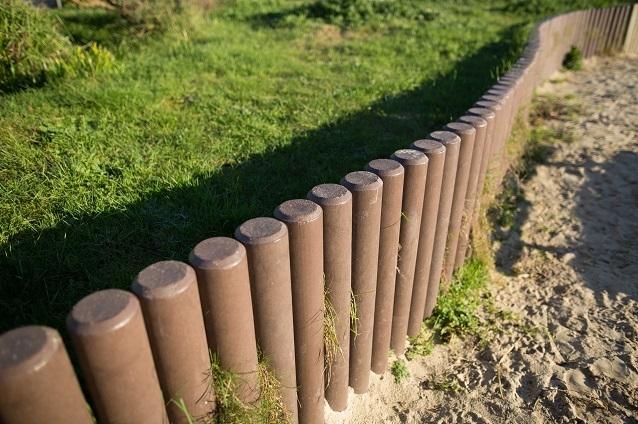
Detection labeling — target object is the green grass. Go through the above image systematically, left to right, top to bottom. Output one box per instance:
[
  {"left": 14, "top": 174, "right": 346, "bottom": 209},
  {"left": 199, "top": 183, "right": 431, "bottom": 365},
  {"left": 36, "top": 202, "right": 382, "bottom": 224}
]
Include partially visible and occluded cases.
[
  {"left": 0, "top": 0, "right": 612, "bottom": 332},
  {"left": 562, "top": 45, "right": 583, "bottom": 71},
  {"left": 404, "top": 258, "right": 490, "bottom": 361},
  {"left": 427, "top": 258, "right": 490, "bottom": 341},
  {"left": 206, "top": 353, "right": 289, "bottom": 424},
  {"left": 390, "top": 359, "right": 410, "bottom": 383},
  {"left": 422, "top": 374, "right": 462, "bottom": 393}
]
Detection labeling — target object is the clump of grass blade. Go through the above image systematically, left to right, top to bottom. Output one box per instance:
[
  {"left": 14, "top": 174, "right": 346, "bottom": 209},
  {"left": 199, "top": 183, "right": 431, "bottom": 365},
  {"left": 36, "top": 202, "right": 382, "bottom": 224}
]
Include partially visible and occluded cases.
[
  {"left": 562, "top": 45, "right": 582, "bottom": 71},
  {"left": 427, "top": 259, "right": 489, "bottom": 342},
  {"left": 323, "top": 284, "right": 342, "bottom": 385},
  {"left": 350, "top": 289, "right": 360, "bottom": 337},
  {"left": 406, "top": 325, "right": 434, "bottom": 360},
  {"left": 208, "top": 352, "right": 290, "bottom": 424},
  {"left": 390, "top": 359, "right": 410, "bottom": 383}
]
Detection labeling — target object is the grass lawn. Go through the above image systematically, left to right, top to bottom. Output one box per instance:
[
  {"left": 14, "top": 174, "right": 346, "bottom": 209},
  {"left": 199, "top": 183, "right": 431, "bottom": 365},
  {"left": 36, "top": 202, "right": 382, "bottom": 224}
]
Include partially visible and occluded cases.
[{"left": 0, "top": 0, "right": 609, "bottom": 332}]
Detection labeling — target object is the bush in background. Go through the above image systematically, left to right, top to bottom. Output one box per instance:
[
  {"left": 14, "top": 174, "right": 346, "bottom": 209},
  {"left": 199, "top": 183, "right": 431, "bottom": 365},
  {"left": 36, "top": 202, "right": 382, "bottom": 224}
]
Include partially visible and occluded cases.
[
  {"left": 0, "top": 0, "right": 71, "bottom": 86},
  {"left": 1, "top": 0, "right": 115, "bottom": 90},
  {"left": 70, "top": 0, "right": 214, "bottom": 31},
  {"left": 102, "top": 0, "right": 182, "bottom": 28},
  {"left": 308, "top": 0, "right": 435, "bottom": 28},
  {"left": 504, "top": 0, "right": 624, "bottom": 17}
]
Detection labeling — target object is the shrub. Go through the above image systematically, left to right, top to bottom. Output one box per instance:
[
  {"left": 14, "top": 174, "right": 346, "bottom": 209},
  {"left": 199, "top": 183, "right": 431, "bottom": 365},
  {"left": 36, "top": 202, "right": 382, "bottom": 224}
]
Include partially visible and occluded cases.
[
  {"left": 0, "top": 0, "right": 71, "bottom": 86},
  {"left": 72, "top": 0, "right": 213, "bottom": 31},
  {"left": 103, "top": 0, "right": 181, "bottom": 28},
  {"left": 309, "top": 0, "right": 435, "bottom": 28},
  {"left": 504, "top": 0, "right": 624, "bottom": 17},
  {"left": 0, "top": 1, "right": 114, "bottom": 89},
  {"left": 562, "top": 45, "right": 582, "bottom": 70},
  {"left": 428, "top": 259, "right": 489, "bottom": 341},
  {"left": 390, "top": 359, "right": 410, "bottom": 383}
]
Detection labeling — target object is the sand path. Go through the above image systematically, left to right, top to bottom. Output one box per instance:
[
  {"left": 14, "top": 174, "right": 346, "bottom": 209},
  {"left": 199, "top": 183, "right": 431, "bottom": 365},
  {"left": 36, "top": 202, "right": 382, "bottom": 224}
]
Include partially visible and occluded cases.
[{"left": 326, "top": 55, "right": 638, "bottom": 423}]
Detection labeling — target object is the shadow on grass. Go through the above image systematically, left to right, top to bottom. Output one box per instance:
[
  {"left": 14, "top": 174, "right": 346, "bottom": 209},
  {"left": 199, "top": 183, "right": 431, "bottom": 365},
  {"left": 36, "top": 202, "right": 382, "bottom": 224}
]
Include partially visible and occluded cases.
[
  {"left": 242, "top": 1, "right": 437, "bottom": 28},
  {"left": 56, "top": 8, "right": 138, "bottom": 48},
  {"left": 0, "top": 24, "right": 527, "bottom": 333}
]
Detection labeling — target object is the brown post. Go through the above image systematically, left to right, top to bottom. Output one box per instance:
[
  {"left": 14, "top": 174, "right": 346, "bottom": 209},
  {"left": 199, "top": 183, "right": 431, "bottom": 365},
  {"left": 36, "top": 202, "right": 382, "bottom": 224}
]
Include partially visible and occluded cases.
[
  {"left": 625, "top": 4, "right": 638, "bottom": 54},
  {"left": 617, "top": 5, "right": 633, "bottom": 51},
  {"left": 605, "top": 6, "right": 616, "bottom": 52},
  {"left": 611, "top": 6, "right": 629, "bottom": 51},
  {"left": 602, "top": 7, "right": 616, "bottom": 52},
  {"left": 593, "top": 8, "right": 605, "bottom": 55},
  {"left": 594, "top": 8, "right": 604, "bottom": 51},
  {"left": 595, "top": 8, "right": 607, "bottom": 53},
  {"left": 598, "top": 8, "right": 609, "bottom": 53},
  {"left": 584, "top": 9, "right": 595, "bottom": 57},
  {"left": 591, "top": 9, "right": 603, "bottom": 55},
  {"left": 579, "top": 10, "right": 590, "bottom": 51},
  {"left": 486, "top": 86, "right": 514, "bottom": 141},
  {"left": 481, "top": 94, "right": 510, "bottom": 180},
  {"left": 474, "top": 99, "right": 504, "bottom": 189},
  {"left": 467, "top": 107, "right": 497, "bottom": 227},
  {"left": 455, "top": 115, "right": 488, "bottom": 269},
  {"left": 441, "top": 122, "right": 476, "bottom": 284},
  {"left": 422, "top": 131, "right": 460, "bottom": 318},
  {"left": 407, "top": 140, "right": 445, "bottom": 336},
  {"left": 388, "top": 150, "right": 428, "bottom": 353},
  {"left": 365, "top": 159, "right": 404, "bottom": 374},
  {"left": 341, "top": 171, "right": 383, "bottom": 394},
  {"left": 307, "top": 184, "right": 352, "bottom": 412},
  {"left": 274, "top": 200, "right": 324, "bottom": 424},
  {"left": 235, "top": 218, "right": 298, "bottom": 423},
  {"left": 189, "top": 238, "right": 260, "bottom": 404},
  {"left": 132, "top": 261, "right": 214, "bottom": 423},
  {"left": 67, "top": 289, "right": 168, "bottom": 424},
  {"left": 0, "top": 326, "right": 92, "bottom": 424}
]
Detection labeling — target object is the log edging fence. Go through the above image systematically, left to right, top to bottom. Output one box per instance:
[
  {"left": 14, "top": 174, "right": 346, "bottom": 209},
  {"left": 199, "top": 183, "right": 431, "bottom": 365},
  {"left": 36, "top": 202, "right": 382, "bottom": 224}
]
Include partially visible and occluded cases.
[{"left": 1, "top": 4, "right": 638, "bottom": 423}]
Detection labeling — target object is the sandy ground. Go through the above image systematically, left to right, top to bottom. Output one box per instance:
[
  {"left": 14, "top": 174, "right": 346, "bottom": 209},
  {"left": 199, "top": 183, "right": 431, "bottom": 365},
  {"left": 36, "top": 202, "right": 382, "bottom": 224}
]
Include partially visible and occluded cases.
[{"left": 325, "top": 55, "right": 638, "bottom": 423}]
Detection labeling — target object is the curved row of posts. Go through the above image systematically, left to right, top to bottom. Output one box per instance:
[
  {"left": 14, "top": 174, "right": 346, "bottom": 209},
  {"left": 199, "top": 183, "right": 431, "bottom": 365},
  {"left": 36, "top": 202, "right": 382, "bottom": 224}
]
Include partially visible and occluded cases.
[{"left": 1, "top": 4, "right": 638, "bottom": 424}]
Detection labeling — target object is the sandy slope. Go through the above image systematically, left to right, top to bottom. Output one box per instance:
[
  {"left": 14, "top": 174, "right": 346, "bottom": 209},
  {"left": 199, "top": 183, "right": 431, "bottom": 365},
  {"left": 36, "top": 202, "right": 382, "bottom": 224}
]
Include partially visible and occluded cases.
[{"left": 325, "top": 55, "right": 638, "bottom": 423}]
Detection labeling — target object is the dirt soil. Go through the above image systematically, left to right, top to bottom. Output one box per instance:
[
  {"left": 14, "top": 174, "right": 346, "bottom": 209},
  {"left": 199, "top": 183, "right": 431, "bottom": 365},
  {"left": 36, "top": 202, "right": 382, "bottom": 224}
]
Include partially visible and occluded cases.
[{"left": 325, "top": 55, "right": 638, "bottom": 423}]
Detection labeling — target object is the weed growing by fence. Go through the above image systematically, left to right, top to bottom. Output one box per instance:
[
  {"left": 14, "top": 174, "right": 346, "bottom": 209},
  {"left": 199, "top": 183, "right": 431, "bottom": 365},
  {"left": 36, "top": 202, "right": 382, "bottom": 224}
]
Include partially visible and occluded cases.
[
  {"left": 563, "top": 46, "right": 583, "bottom": 71},
  {"left": 403, "top": 259, "right": 494, "bottom": 360},
  {"left": 428, "top": 259, "right": 489, "bottom": 341},
  {"left": 323, "top": 286, "right": 342, "bottom": 384},
  {"left": 350, "top": 290, "right": 360, "bottom": 337},
  {"left": 405, "top": 325, "right": 434, "bottom": 360},
  {"left": 208, "top": 353, "right": 290, "bottom": 424},
  {"left": 390, "top": 359, "right": 410, "bottom": 383},
  {"left": 169, "top": 398, "right": 197, "bottom": 424}
]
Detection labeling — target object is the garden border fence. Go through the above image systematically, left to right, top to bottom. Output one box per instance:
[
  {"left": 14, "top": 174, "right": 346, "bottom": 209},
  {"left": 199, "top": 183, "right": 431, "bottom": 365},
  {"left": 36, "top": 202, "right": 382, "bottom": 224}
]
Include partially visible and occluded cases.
[{"left": 1, "top": 3, "right": 638, "bottom": 424}]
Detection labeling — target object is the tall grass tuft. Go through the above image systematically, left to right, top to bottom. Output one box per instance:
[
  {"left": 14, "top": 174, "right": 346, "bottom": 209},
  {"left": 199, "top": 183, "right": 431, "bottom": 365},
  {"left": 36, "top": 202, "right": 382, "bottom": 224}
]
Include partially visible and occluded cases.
[
  {"left": 0, "top": 0, "right": 115, "bottom": 90},
  {"left": 0, "top": 0, "right": 70, "bottom": 87},
  {"left": 562, "top": 46, "right": 583, "bottom": 71},
  {"left": 428, "top": 258, "right": 489, "bottom": 341},
  {"left": 323, "top": 285, "right": 342, "bottom": 386},
  {"left": 208, "top": 352, "right": 290, "bottom": 424}
]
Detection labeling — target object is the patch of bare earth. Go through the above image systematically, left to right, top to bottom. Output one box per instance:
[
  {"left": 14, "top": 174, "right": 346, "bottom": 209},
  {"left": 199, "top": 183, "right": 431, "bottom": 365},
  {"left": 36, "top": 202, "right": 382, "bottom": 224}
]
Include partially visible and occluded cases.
[{"left": 325, "top": 55, "right": 638, "bottom": 423}]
